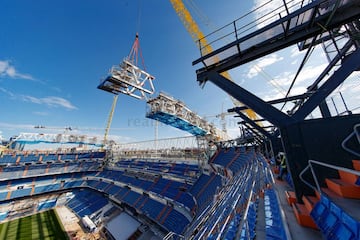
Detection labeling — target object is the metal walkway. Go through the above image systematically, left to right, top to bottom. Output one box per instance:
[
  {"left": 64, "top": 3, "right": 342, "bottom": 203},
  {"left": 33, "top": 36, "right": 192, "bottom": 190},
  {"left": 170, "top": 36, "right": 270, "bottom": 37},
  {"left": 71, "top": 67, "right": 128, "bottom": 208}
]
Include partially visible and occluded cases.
[{"left": 193, "top": 0, "right": 360, "bottom": 81}]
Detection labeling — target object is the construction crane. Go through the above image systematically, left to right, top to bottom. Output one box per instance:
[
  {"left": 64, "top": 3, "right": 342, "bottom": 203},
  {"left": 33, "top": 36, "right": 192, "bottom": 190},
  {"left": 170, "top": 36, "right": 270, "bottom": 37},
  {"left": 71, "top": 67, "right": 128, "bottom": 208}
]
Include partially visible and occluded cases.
[
  {"left": 169, "top": 0, "right": 258, "bottom": 122},
  {"left": 98, "top": 34, "right": 155, "bottom": 147},
  {"left": 103, "top": 95, "right": 118, "bottom": 146},
  {"left": 202, "top": 103, "right": 236, "bottom": 134}
]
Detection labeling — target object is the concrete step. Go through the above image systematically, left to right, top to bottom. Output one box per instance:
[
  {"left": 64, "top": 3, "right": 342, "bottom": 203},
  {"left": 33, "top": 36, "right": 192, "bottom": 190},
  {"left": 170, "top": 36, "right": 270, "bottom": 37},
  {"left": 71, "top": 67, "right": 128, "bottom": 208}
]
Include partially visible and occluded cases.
[
  {"left": 352, "top": 160, "right": 360, "bottom": 171},
  {"left": 339, "top": 169, "right": 359, "bottom": 184},
  {"left": 325, "top": 178, "right": 360, "bottom": 199},
  {"left": 285, "top": 190, "right": 296, "bottom": 206},
  {"left": 302, "top": 195, "right": 319, "bottom": 213},
  {"left": 292, "top": 203, "right": 318, "bottom": 229}
]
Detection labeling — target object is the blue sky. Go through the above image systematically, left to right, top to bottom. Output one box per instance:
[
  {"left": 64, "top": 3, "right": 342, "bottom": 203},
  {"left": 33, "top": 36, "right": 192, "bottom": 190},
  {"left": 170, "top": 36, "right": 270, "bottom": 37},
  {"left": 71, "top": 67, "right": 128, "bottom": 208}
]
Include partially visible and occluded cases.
[{"left": 1, "top": 0, "right": 359, "bottom": 143}]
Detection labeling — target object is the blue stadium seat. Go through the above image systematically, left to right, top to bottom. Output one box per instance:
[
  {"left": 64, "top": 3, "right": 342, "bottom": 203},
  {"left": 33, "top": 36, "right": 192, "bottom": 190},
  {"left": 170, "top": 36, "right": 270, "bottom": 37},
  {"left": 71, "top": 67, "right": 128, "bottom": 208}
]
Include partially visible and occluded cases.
[
  {"left": 10, "top": 188, "right": 32, "bottom": 199},
  {"left": 66, "top": 189, "right": 108, "bottom": 218},
  {"left": 264, "top": 189, "right": 287, "bottom": 240},
  {"left": 0, "top": 192, "right": 8, "bottom": 201},
  {"left": 311, "top": 202, "right": 327, "bottom": 222},
  {"left": 317, "top": 212, "right": 338, "bottom": 234},
  {"left": 341, "top": 212, "right": 360, "bottom": 239},
  {"left": 328, "top": 223, "right": 354, "bottom": 240}
]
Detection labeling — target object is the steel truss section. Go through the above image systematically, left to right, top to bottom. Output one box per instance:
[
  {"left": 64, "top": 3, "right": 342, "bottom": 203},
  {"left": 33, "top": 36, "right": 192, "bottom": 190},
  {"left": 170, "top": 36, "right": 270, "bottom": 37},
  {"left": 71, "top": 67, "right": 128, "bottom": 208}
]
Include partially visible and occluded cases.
[
  {"left": 98, "top": 59, "right": 155, "bottom": 100},
  {"left": 146, "top": 93, "right": 229, "bottom": 140},
  {"left": 146, "top": 93, "right": 214, "bottom": 136},
  {"left": 15, "top": 133, "right": 102, "bottom": 146}
]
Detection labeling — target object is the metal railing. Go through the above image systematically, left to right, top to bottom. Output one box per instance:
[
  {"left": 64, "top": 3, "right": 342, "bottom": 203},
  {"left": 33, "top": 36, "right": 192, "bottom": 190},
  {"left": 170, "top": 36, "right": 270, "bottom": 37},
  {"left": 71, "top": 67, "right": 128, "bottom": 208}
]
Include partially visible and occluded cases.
[
  {"left": 342, "top": 123, "right": 360, "bottom": 157},
  {"left": 299, "top": 159, "right": 360, "bottom": 194}
]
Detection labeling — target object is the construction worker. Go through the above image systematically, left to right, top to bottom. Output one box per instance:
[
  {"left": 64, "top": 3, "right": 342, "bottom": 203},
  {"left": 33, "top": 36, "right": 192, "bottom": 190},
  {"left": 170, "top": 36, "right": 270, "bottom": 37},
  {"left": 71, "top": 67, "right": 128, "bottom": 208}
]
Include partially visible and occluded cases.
[
  {"left": 207, "top": 140, "right": 217, "bottom": 160},
  {"left": 277, "top": 152, "right": 287, "bottom": 180}
]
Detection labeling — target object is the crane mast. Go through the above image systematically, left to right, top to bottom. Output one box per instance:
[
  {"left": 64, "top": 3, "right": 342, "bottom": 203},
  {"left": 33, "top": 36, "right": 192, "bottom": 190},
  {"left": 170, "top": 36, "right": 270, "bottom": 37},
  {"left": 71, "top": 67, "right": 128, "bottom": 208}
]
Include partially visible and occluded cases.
[{"left": 103, "top": 95, "right": 118, "bottom": 145}]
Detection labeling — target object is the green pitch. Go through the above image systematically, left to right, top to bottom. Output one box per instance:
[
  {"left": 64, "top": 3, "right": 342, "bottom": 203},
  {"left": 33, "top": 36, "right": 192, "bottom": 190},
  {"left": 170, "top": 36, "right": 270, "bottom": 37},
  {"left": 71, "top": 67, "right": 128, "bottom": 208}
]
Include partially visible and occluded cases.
[{"left": 0, "top": 209, "right": 68, "bottom": 240}]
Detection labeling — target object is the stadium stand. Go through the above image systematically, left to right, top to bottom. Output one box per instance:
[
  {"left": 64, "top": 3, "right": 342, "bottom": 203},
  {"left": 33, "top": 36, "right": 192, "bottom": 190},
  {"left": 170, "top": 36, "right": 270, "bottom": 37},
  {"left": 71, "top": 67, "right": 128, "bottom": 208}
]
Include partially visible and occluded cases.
[{"left": 0, "top": 146, "right": 358, "bottom": 239}]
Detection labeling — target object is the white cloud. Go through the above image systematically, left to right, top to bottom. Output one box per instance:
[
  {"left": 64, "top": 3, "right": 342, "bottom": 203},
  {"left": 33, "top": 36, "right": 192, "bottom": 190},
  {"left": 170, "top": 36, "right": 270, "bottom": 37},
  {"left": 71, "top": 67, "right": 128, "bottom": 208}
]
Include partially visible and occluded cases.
[
  {"left": 253, "top": 0, "right": 304, "bottom": 28},
  {"left": 290, "top": 47, "right": 303, "bottom": 58},
  {"left": 247, "top": 54, "right": 283, "bottom": 78},
  {"left": 291, "top": 59, "right": 298, "bottom": 65},
  {"left": 0, "top": 60, "right": 35, "bottom": 80},
  {"left": 265, "top": 63, "right": 327, "bottom": 91},
  {"left": 295, "top": 63, "right": 327, "bottom": 84},
  {"left": 0, "top": 87, "right": 15, "bottom": 98},
  {"left": 1, "top": 87, "right": 77, "bottom": 110},
  {"left": 21, "top": 95, "right": 77, "bottom": 110},
  {"left": 33, "top": 111, "right": 49, "bottom": 116},
  {"left": 0, "top": 122, "right": 35, "bottom": 130},
  {"left": 226, "top": 127, "right": 241, "bottom": 139}
]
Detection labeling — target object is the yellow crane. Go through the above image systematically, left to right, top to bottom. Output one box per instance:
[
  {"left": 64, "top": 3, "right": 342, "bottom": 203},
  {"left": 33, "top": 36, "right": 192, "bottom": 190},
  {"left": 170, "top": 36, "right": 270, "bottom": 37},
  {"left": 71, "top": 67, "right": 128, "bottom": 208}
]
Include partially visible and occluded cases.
[
  {"left": 169, "top": 0, "right": 258, "bottom": 121},
  {"left": 103, "top": 95, "right": 118, "bottom": 146}
]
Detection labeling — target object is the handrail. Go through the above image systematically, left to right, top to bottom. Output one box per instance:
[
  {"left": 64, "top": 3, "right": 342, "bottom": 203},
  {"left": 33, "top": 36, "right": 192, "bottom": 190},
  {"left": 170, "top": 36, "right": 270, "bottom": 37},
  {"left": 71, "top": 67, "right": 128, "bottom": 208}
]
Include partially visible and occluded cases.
[
  {"left": 341, "top": 123, "right": 360, "bottom": 157},
  {"left": 299, "top": 159, "right": 360, "bottom": 194},
  {"left": 234, "top": 183, "right": 254, "bottom": 240},
  {"left": 163, "top": 232, "right": 184, "bottom": 240}
]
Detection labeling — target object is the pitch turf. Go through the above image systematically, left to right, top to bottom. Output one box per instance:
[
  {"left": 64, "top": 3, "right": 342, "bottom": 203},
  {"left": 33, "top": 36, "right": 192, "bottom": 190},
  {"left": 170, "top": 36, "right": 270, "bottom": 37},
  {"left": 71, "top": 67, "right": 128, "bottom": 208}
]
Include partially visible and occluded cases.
[{"left": 0, "top": 209, "right": 68, "bottom": 240}]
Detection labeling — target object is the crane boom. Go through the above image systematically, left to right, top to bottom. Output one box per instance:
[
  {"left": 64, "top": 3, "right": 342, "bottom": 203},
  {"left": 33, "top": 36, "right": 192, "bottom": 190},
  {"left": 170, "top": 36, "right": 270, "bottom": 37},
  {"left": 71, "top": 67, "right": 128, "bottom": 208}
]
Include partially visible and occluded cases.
[
  {"left": 170, "top": 0, "right": 258, "bottom": 121},
  {"left": 104, "top": 95, "right": 118, "bottom": 145}
]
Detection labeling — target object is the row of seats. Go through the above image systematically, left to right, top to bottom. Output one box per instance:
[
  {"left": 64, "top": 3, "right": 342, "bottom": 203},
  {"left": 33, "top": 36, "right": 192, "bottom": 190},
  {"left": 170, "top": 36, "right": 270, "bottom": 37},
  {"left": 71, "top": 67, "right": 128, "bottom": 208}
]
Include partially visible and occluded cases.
[
  {"left": 211, "top": 147, "right": 256, "bottom": 175},
  {"left": 211, "top": 147, "right": 238, "bottom": 165},
  {"left": 0, "top": 151, "right": 105, "bottom": 164},
  {"left": 0, "top": 151, "right": 263, "bottom": 237},
  {"left": 191, "top": 152, "right": 268, "bottom": 239},
  {"left": 116, "top": 159, "right": 199, "bottom": 179},
  {"left": 0, "top": 160, "right": 102, "bottom": 180},
  {"left": 0, "top": 164, "right": 192, "bottom": 235},
  {"left": 208, "top": 165, "right": 258, "bottom": 239},
  {"left": 95, "top": 170, "right": 195, "bottom": 210},
  {"left": 0, "top": 172, "right": 87, "bottom": 201},
  {"left": 189, "top": 173, "right": 222, "bottom": 213},
  {"left": 92, "top": 181, "right": 190, "bottom": 235},
  {"left": 67, "top": 189, "right": 108, "bottom": 218},
  {"left": 264, "top": 189, "right": 288, "bottom": 240},
  {"left": 310, "top": 194, "right": 359, "bottom": 240},
  {"left": 37, "top": 199, "right": 57, "bottom": 211},
  {"left": 240, "top": 201, "right": 258, "bottom": 240}
]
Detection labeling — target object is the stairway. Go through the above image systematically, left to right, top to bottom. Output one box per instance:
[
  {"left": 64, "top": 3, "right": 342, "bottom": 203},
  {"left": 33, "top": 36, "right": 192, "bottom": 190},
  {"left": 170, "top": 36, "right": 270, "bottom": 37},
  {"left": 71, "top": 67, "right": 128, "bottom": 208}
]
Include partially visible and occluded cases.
[
  {"left": 287, "top": 159, "right": 360, "bottom": 239},
  {"left": 325, "top": 160, "right": 360, "bottom": 199},
  {"left": 286, "top": 191, "right": 318, "bottom": 230}
]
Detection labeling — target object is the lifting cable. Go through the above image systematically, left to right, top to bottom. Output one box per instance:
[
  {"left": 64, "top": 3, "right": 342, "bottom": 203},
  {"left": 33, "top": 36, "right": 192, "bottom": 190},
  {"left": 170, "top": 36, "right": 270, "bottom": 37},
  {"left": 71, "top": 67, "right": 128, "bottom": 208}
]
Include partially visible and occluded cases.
[
  {"left": 131, "top": 0, "right": 146, "bottom": 70},
  {"left": 136, "top": 0, "right": 143, "bottom": 34}
]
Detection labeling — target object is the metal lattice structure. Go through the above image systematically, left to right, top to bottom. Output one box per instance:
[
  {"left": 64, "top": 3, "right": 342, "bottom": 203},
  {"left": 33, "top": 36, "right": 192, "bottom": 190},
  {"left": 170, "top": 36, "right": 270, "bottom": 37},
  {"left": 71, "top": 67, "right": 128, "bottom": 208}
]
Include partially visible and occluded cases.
[
  {"left": 97, "top": 34, "right": 156, "bottom": 147},
  {"left": 98, "top": 59, "right": 155, "bottom": 100},
  {"left": 146, "top": 92, "right": 230, "bottom": 140},
  {"left": 13, "top": 133, "right": 104, "bottom": 147}
]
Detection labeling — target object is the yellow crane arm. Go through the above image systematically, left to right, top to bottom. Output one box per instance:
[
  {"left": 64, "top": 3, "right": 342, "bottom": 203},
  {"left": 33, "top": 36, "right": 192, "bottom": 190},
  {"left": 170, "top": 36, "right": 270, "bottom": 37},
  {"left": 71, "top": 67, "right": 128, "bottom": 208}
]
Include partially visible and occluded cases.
[
  {"left": 169, "top": 0, "right": 258, "bottom": 122},
  {"left": 104, "top": 95, "right": 118, "bottom": 145}
]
